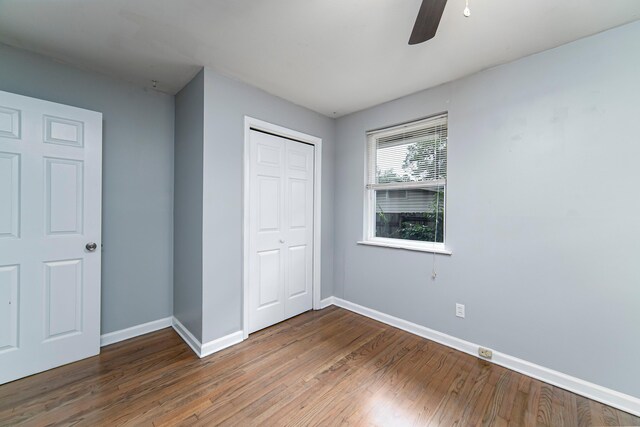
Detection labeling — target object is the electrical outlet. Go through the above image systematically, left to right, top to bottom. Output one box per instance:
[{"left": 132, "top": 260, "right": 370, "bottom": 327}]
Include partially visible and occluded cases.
[
  {"left": 455, "top": 303, "right": 465, "bottom": 318},
  {"left": 479, "top": 347, "right": 493, "bottom": 359}
]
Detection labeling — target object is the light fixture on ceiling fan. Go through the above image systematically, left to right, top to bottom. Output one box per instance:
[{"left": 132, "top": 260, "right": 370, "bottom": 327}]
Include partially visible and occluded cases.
[{"left": 409, "top": 0, "right": 471, "bottom": 45}]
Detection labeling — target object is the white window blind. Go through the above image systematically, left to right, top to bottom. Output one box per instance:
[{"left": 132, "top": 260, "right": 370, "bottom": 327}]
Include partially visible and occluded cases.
[
  {"left": 362, "top": 113, "right": 448, "bottom": 249},
  {"left": 367, "top": 114, "right": 447, "bottom": 190}
]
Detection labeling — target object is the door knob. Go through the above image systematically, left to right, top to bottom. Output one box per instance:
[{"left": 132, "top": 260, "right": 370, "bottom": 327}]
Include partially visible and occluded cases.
[
  {"left": 279, "top": 238, "right": 285, "bottom": 244},
  {"left": 86, "top": 242, "right": 98, "bottom": 252}
]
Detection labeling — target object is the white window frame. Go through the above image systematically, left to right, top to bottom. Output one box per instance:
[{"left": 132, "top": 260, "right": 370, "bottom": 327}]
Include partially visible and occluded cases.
[{"left": 358, "top": 115, "right": 452, "bottom": 255}]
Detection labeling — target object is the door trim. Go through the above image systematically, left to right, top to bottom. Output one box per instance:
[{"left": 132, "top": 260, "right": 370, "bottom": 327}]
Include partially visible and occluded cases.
[{"left": 242, "top": 116, "right": 322, "bottom": 339}]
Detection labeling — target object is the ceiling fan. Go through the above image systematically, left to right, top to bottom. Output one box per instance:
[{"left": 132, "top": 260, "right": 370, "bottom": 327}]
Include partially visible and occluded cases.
[{"left": 409, "top": 0, "right": 471, "bottom": 45}]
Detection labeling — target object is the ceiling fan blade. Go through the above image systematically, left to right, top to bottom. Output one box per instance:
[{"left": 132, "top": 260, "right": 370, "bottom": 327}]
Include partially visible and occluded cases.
[{"left": 409, "top": 0, "right": 448, "bottom": 45}]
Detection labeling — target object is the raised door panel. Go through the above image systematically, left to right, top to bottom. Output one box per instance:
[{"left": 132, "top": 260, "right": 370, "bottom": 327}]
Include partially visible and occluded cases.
[
  {"left": 0, "top": 107, "right": 20, "bottom": 139},
  {"left": 44, "top": 115, "right": 84, "bottom": 147},
  {"left": 286, "top": 143, "right": 313, "bottom": 239},
  {"left": 256, "top": 144, "right": 281, "bottom": 167},
  {"left": 286, "top": 144, "right": 312, "bottom": 178},
  {"left": 288, "top": 150, "right": 307, "bottom": 172},
  {"left": 0, "top": 153, "right": 20, "bottom": 238},
  {"left": 45, "top": 158, "right": 84, "bottom": 235},
  {"left": 258, "top": 177, "right": 280, "bottom": 233},
  {"left": 288, "top": 179, "right": 307, "bottom": 230},
  {"left": 287, "top": 245, "right": 307, "bottom": 298},
  {"left": 257, "top": 250, "right": 281, "bottom": 308},
  {"left": 44, "top": 259, "right": 83, "bottom": 340}
]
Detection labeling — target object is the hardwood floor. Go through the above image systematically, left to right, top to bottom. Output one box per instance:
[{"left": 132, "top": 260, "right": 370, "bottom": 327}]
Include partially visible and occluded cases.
[{"left": 0, "top": 306, "right": 637, "bottom": 426}]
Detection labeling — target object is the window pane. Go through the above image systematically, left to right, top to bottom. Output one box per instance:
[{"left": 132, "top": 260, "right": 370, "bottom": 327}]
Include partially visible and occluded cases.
[
  {"left": 376, "top": 128, "right": 447, "bottom": 184},
  {"left": 375, "top": 187, "right": 444, "bottom": 243}
]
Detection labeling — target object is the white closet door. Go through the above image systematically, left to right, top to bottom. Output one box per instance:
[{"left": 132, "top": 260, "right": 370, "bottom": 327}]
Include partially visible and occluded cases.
[
  {"left": 0, "top": 90, "right": 102, "bottom": 384},
  {"left": 248, "top": 130, "right": 314, "bottom": 334},
  {"left": 283, "top": 138, "right": 314, "bottom": 319}
]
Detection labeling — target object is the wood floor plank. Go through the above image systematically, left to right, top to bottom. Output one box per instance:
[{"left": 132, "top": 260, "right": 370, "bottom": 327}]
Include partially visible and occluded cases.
[
  {"left": 0, "top": 307, "right": 637, "bottom": 426},
  {"left": 194, "top": 318, "right": 387, "bottom": 425},
  {"left": 259, "top": 332, "right": 416, "bottom": 425},
  {"left": 315, "top": 338, "right": 431, "bottom": 426},
  {"left": 339, "top": 340, "right": 447, "bottom": 425},
  {"left": 411, "top": 350, "right": 476, "bottom": 424},
  {"left": 455, "top": 360, "right": 495, "bottom": 425},
  {"left": 481, "top": 370, "right": 513, "bottom": 426},
  {"left": 522, "top": 378, "right": 542, "bottom": 426},
  {"left": 536, "top": 383, "right": 554, "bottom": 426},
  {"left": 561, "top": 386, "right": 579, "bottom": 427},
  {"left": 576, "top": 395, "right": 594, "bottom": 427},
  {"left": 618, "top": 407, "right": 640, "bottom": 426}
]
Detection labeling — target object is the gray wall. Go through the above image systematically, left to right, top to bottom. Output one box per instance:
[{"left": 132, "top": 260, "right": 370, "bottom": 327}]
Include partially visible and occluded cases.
[
  {"left": 333, "top": 21, "right": 640, "bottom": 398},
  {"left": 0, "top": 43, "right": 175, "bottom": 334},
  {"left": 201, "top": 68, "right": 335, "bottom": 343},
  {"left": 173, "top": 69, "right": 205, "bottom": 340}
]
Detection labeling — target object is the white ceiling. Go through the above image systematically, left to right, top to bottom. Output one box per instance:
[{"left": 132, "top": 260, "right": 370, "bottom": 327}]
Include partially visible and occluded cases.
[{"left": 1, "top": 0, "right": 639, "bottom": 117}]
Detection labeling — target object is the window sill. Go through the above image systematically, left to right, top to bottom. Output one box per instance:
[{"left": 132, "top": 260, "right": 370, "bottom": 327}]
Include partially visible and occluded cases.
[{"left": 357, "top": 240, "right": 452, "bottom": 255}]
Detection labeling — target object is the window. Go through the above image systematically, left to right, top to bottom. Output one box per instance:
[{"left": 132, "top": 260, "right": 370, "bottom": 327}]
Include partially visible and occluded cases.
[
  {"left": 361, "top": 114, "right": 449, "bottom": 253},
  {"left": 377, "top": 190, "right": 407, "bottom": 200}
]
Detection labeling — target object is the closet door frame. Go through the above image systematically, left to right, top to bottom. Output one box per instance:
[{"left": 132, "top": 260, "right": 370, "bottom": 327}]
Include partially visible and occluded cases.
[{"left": 242, "top": 116, "right": 322, "bottom": 339}]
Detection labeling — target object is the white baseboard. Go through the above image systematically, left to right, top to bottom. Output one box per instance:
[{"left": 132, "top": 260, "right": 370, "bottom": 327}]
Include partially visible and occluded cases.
[
  {"left": 320, "top": 296, "right": 336, "bottom": 309},
  {"left": 329, "top": 297, "right": 640, "bottom": 417},
  {"left": 100, "top": 316, "right": 173, "bottom": 347},
  {"left": 171, "top": 316, "right": 243, "bottom": 358},
  {"left": 171, "top": 316, "right": 202, "bottom": 356},
  {"left": 201, "top": 331, "right": 244, "bottom": 357}
]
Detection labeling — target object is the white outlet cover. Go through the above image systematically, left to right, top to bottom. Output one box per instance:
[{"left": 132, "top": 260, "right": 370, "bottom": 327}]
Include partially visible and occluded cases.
[{"left": 456, "top": 303, "right": 465, "bottom": 318}]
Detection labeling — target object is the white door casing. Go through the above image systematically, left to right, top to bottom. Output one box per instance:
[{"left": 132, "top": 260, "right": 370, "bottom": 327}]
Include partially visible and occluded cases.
[
  {"left": 0, "top": 90, "right": 102, "bottom": 384},
  {"left": 243, "top": 117, "right": 322, "bottom": 337}
]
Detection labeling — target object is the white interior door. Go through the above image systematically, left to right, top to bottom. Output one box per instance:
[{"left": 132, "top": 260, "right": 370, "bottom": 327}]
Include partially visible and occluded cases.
[
  {"left": 0, "top": 90, "right": 102, "bottom": 384},
  {"left": 248, "top": 130, "right": 314, "bottom": 333}
]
